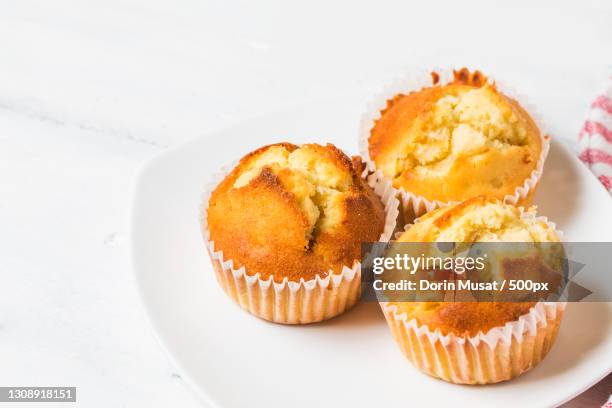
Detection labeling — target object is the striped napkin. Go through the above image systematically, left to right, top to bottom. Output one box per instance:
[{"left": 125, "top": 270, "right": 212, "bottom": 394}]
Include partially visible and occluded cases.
[
  {"left": 578, "top": 79, "right": 612, "bottom": 195},
  {"left": 581, "top": 80, "right": 612, "bottom": 408}
]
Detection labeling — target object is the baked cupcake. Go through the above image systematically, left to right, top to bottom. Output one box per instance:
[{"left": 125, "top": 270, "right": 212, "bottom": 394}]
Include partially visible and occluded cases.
[
  {"left": 362, "top": 68, "right": 548, "bottom": 221},
  {"left": 202, "top": 143, "right": 398, "bottom": 324},
  {"left": 380, "top": 197, "right": 565, "bottom": 384}
]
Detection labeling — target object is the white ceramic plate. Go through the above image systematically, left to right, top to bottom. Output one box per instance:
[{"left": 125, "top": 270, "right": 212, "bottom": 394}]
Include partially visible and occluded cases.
[{"left": 131, "top": 100, "right": 612, "bottom": 408}]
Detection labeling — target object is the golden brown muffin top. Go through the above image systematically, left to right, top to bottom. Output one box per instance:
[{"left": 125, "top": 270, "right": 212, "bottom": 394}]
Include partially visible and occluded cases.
[
  {"left": 369, "top": 69, "right": 543, "bottom": 203},
  {"left": 206, "top": 143, "right": 386, "bottom": 282},
  {"left": 399, "top": 196, "right": 559, "bottom": 243},
  {"left": 389, "top": 197, "right": 559, "bottom": 336}
]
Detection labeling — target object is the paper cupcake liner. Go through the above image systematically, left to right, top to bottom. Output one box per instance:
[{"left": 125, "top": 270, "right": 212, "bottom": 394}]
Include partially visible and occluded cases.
[
  {"left": 359, "top": 67, "right": 551, "bottom": 221},
  {"left": 200, "top": 157, "right": 400, "bottom": 324},
  {"left": 384, "top": 210, "right": 565, "bottom": 383},
  {"left": 381, "top": 301, "right": 565, "bottom": 384}
]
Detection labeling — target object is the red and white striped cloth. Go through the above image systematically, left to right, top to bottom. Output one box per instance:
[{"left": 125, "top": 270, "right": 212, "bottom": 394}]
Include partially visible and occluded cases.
[
  {"left": 578, "top": 79, "right": 612, "bottom": 195},
  {"left": 579, "top": 80, "right": 612, "bottom": 408},
  {"left": 579, "top": 84, "right": 612, "bottom": 407}
]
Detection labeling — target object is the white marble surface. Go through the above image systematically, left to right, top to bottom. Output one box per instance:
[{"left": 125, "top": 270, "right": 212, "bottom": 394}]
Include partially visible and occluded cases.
[{"left": 0, "top": 1, "right": 610, "bottom": 407}]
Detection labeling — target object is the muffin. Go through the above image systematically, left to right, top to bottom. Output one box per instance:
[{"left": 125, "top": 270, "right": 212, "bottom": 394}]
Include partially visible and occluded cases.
[
  {"left": 362, "top": 68, "right": 548, "bottom": 221},
  {"left": 202, "top": 142, "right": 398, "bottom": 324},
  {"left": 380, "top": 197, "right": 565, "bottom": 384}
]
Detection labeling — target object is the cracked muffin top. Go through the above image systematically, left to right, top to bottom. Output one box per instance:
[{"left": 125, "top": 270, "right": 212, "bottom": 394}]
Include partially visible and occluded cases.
[
  {"left": 368, "top": 69, "right": 543, "bottom": 203},
  {"left": 206, "top": 143, "right": 386, "bottom": 282},
  {"left": 389, "top": 197, "right": 560, "bottom": 336}
]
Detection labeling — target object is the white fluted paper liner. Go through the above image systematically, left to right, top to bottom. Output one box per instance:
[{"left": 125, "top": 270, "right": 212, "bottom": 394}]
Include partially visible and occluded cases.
[
  {"left": 358, "top": 67, "right": 551, "bottom": 220},
  {"left": 199, "top": 158, "right": 400, "bottom": 324},
  {"left": 381, "top": 301, "right": 566, "bottom": 384}
]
